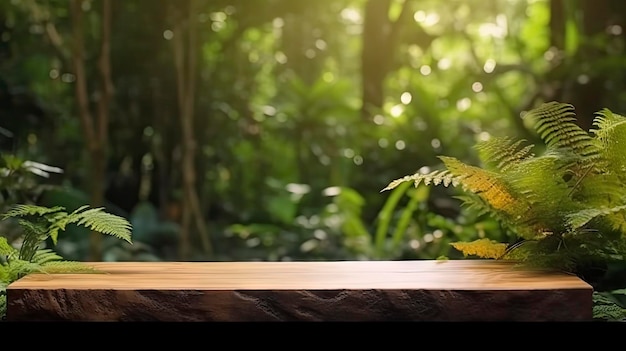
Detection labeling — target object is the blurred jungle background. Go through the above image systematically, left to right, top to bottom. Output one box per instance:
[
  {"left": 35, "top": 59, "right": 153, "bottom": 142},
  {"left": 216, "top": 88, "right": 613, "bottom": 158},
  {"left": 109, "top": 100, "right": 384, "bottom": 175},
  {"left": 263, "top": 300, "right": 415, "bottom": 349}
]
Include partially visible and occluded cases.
[{"left": 2, "top": 0, "right": 626, "bottom": 263}]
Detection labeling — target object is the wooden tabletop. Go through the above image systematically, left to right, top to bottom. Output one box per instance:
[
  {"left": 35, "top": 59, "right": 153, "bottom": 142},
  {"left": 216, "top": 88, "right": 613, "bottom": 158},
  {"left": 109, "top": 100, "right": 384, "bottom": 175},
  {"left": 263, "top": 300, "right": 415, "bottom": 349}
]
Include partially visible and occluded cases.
[{"left": 9, "top": 260, "right": 591, "bottom": 290}]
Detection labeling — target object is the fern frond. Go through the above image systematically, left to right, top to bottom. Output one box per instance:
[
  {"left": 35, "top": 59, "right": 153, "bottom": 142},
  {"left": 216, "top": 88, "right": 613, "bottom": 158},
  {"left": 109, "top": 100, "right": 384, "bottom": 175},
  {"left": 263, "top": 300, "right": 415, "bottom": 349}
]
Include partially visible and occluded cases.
[
  {"left": 524, "top": 102, "right": 598, "bottom": 156},
  {"left": 590, "top": 108, "right": 626, "bottom": 175},
  {"left": 475, "top": 136, "right": 535, "bottom": 172},
  {"left": 440, "top": 156, "right": 526, "bottom": 216},
  {"left": 381, "top": 169, "right": 458, "bottom": 192},
  {"left": 1, "top": 204, "right": 65, "bottom": 220},
  {"left": 566, "top": 204, "right": 626, "bottom": 233},
  {"left": 47, "top": 206, "right": 132, "bottom": 245},
  {"left": 16, "top": 219, "right": 50, "bottom": 261},
  {"left": 0, "top": 237, "right": 18, "bottom": 259},
  {"left": 450, "top": 238, "right": 508, "bottom": 259},
  {"left": 31, "top": 249, "right": 64, "bottom": 265},
  {"left": 6, "top": 259, "right": 44, "bottom": 281},
  {"left": 39, "top": 261, "right": 102, "bottom": 274},
  {"left": 0, "top": 264, "right": 9, "bottom": 284},
  {"left": 593, "top": 291, "right": 626, "bottom": 321},
  {"left": 0, "top": 294, "right": 5, "bottom": 321}
]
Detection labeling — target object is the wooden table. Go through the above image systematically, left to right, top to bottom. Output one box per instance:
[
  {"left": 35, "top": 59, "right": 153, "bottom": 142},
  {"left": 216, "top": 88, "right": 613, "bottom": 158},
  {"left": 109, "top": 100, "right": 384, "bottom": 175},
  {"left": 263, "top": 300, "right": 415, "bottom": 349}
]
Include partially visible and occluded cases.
[{"left": 6, "top": 260, "right": 593, "bottom": 321}]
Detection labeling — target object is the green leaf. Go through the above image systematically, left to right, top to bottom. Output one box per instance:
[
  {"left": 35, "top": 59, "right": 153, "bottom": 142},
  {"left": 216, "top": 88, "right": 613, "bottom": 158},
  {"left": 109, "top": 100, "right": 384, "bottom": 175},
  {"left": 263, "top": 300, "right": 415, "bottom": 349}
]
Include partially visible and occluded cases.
[{"left": 1, "top": 204, "right": 65, "bottom": 220}]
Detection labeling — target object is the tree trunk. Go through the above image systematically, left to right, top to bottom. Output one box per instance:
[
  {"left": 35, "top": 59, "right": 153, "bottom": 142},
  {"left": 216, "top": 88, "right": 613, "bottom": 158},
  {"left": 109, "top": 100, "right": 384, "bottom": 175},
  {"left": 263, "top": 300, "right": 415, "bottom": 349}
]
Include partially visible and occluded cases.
[
  {"left": 70, "top": 0, "right": 113, "bottom": 261},
  {"left": 172, "top": 0, "right": 212, "bottom": 260},
  {"left": 360, "top": 0, "right": 424, "bottom": 121},
  {"left": 361, "top": 0, "right": 393, "bottom": 121}
]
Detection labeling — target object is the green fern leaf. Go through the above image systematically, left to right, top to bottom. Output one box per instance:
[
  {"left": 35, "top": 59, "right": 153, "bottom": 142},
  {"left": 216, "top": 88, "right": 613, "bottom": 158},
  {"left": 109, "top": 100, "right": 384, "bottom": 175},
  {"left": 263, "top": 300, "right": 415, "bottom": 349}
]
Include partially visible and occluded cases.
[
  {"left": 524, "top": 102, "right": 600, "bottom": 162},
  {"left": 591, "top": 108, "right": 626, "bottom": 176},
  {"left": 475, "top": 136, "right": 535, "bottom": 172},
  {"left": 1, "top": 204, "right": 65, "bottom": 220},
  {"left": 566, "top": 204, "right": 626, "bottom": 233},
  {"left": 46, "top": 206, "right": 132, "bottom": 245},
  {"left": 68, "top": 207, "right": 132, "bottom": 244},
  {"left": 16, "top": 219, "right": 50, "bottom": 261},
  {"left": 0, "top": 237, "right": 18, "bottom": 259},
  {"left": 31, "top": 249, "right": 64, "bottom": 265},
  {"left": 6, "top": 259, "right": 44, "bottom": 281},
  {"left": 0, "top": 264, "right": 9, "bottom": 284},
  {"left": 593, "top": 291, "right": 626, "bottom": 321},
  {"left": 0, "top": 294, "right": 5, "bottom": 321}
]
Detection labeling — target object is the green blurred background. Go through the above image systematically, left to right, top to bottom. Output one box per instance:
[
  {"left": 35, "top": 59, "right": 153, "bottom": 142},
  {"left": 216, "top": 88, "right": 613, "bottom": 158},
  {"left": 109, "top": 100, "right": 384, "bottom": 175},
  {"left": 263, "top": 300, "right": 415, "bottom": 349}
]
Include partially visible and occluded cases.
[{"left": 2, "top": 0, "right": 626, "bottom": 263}]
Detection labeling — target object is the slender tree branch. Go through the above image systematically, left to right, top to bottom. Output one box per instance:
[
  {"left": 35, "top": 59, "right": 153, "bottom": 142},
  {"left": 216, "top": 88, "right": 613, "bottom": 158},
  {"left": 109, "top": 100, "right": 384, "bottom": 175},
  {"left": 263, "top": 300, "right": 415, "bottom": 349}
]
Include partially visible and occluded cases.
[
  {"left": 25, "top": 0, "right": 71, "bottom": 68},
  {"left": 70, "top": 0, "right": 96, "bottom": 151},
  {"left": 96, "top": 0, "right": 113, "bottom": 145}
]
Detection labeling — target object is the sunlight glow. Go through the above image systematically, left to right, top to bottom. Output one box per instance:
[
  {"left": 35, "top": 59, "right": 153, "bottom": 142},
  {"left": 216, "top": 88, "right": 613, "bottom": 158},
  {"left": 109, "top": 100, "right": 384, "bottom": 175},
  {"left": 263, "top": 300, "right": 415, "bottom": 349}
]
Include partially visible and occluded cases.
[
  {"left": 341, "top": 8, "right": 362, "bottom": 23},
  {"left": 413, "top": 11, "right": 440, "bottom": 27},
  {"left": 210, "top": 12, "right": 227, "bottom": 22},
  {"left": 478, "top": 14, "right": 508, "bottom": 38},
  {"left": 273, "top": 17, "right": 284, "bottom": 28},
  {"left": 608, "top": 25, "right": 623, "bottom": 35},
  {"left": 163, "top": 30, "right": 173, "bottom": 40},
  {"left": 315, "top": 39, "right": 327, "bottom": 50},
  {"left": 274, "top": 51, "right": 287, "bottom": 64},
  {"left": 437, "top": 58, "right": 451, "bottom": 70},
  {"left": 483, "top": 59, "right": 496, "bottom": 73},
  {"left": 419, "top": 65, "right": 432, "bottom": 76},
  {"left": 322, "top": 72, "right": 334, "bottom": 82},
  {"left": 471, "top": 82, "right": 483, "bottom": 92},
  {"left": 400, "top": 92, "right": 412, "bottom": 105},
  {"left": 456, "top": 97, "right": 471, "bottom": 111},
  {"left": 390, "top": 104, "right": 404, "bottom": 118},
  {"left": 373, "top": 114, "right": 385, "bottom": 125},
  {"left": 478, "top": 131, "right": 491, "bottom": 142},
  {"left": 378, "top": 138, "right": 389, "bottom": 148},
  {"left": 431, "top": 138, "right": 441, "bottom": 149},
  {"left": 395, "top": 140, "right": 406, "bottom": 150},
  {"left": 342, "top": 148, "right": 355, "bottom": 158},
  {"left": 286, "top": 183, "right": 311, "bottom": 195},
  {"left": 322, "top": 186, "right": 342, "bottom": 197},
  {"left": 410, "top": 240, "right": 421, "bottom": 249}
]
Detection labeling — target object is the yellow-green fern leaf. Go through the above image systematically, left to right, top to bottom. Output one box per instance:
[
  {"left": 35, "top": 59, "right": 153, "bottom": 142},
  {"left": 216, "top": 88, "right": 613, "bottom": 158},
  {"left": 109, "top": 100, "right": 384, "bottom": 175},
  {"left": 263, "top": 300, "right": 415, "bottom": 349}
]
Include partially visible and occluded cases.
[
  {"left": 440, "top": 156, "right": 525, "bottom": 216},
  {"left": 450, "top": 238, "right": 508, "bottom": 259},
  {"left": 39, "top": 261, "right": 103, "bottom": 274}
]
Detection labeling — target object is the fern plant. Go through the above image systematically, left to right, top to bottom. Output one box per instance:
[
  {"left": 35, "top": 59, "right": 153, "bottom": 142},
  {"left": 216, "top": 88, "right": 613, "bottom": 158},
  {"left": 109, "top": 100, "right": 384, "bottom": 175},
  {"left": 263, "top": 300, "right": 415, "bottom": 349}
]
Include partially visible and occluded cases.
[
  {"left": 383, "top": 101, "right": 626, "bottom": 278},
  {"left": 0, "top": 204, "right": 132, "bottom": 320}
]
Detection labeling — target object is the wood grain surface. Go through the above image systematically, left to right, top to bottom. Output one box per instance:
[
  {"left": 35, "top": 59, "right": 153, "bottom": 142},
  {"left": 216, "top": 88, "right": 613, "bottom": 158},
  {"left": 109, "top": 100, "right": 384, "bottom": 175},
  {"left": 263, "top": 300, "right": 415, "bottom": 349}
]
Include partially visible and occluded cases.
[{"left": 6, "top": 260, "right": 593, "bottom": 321}]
